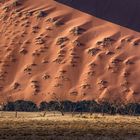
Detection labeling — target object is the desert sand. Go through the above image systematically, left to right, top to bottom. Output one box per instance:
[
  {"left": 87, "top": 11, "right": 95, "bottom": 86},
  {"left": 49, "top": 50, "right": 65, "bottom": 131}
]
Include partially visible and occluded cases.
[{"left": 0, "top": 0, "right": 140, "bottom": 104}]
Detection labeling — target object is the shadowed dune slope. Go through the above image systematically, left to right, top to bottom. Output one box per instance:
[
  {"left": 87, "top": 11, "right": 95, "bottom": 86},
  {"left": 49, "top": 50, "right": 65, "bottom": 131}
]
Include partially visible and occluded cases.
[
  {"left": 0, "top": 0, "right": 140, "bottom": 104},
  {"left": 56, "top": 0, "right": 140, "bottom": 32}
]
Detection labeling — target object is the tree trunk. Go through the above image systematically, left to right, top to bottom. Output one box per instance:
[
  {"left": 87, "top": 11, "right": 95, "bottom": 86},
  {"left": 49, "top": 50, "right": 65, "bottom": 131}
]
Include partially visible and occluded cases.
[
  {"left": 89, "top": 106, "right": 93, "bottom": 116},
  {"left": 101, "top": 107, "right": 105, "bottom": 116},
  {"left": 72, "top": 108, "right": 76, "bottom": 117},
  {"left": 15, "top": 111, "right": 18, "bottom": 118},
  {"left": 43, "top": 111, "right": 47, "bottom": 117},
  {"left": 61, "top": 111, "right": 64, "bottom": 116},
  {"left": 80, "top": 111, "right": 83, "bottom": 116}
]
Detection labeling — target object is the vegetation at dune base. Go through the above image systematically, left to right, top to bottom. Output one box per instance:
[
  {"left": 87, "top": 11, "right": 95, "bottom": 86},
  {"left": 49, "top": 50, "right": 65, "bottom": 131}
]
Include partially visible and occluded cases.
[{"left": 1, "top": 100, "right": 140, "bottom": 116}]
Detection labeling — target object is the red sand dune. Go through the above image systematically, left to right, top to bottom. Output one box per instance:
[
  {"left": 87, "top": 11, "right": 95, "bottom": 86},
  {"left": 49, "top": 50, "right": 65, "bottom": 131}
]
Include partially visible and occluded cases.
[{"left": 0, "top": 0, "right": 140, "bottom": 104}]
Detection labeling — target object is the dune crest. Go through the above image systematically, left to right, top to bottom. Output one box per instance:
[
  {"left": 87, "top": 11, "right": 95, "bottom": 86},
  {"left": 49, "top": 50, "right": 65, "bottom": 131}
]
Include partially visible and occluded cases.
[{"left": 0, "top": 0, "right": 140, "bottom": 104}]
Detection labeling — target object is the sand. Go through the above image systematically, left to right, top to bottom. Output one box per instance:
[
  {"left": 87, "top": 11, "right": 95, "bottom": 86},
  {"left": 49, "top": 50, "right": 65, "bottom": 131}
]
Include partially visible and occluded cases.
[{"left": 0, "top": 0, "right": 140, "bottom": 104}]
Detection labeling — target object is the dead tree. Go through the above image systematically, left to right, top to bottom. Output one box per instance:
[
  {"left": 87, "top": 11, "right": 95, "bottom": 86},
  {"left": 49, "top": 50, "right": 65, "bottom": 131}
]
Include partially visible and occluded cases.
[
  {"left": 52, "top": 93, "right": 65, "bottom": 116},
  {"left": 5, "top": 96, "right": 18, "bottom": 117},
  {"left": 130, "top": 98, "right": 137, "bottom": 115},
  {"left": 98, "top": 100, "right": 108, "bottom": 116},
  {"left": 113, "top": 100, "right": 124, "bottom": 115},
  {"left": 127, "top": 100, "right": 137, "bottom": 116},
  {"left": 89, "top": 101, "right": 98, "bottom": 116},
  {"left": 39, "top": 102, "right": 48, "bottom": 117},
  {"left": 14, "top": 103, "right": 18, "bottom": 118},
  {"left": 71, "top": 103, "right": 77, "bottom": 117}
]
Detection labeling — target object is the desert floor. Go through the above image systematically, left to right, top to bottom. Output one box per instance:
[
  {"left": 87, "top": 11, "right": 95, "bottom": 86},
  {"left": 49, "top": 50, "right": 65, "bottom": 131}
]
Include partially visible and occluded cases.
[{"left": 0, "top": 112, "right": 139, "bottom": 140}]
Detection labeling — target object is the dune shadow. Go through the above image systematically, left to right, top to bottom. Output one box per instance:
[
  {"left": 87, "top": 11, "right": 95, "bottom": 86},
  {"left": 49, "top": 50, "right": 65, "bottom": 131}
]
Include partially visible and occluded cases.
[{"left": 56, "top": 0, "right": 140, "bottom": 32}]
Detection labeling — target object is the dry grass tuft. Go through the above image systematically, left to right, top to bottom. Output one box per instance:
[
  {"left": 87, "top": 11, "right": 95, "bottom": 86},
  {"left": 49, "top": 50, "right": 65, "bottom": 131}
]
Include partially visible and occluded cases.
[{"left": 0, "top": 112, "right": 139, "bottom": 139}]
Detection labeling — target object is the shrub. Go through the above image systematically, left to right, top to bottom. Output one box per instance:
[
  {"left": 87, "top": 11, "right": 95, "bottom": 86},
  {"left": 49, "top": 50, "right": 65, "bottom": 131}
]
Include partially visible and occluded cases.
[
  {"left": 2, "top": 100, "right": 140, "bottom": 115},
  {"left": 3, "top": 100, "right": 38, "bottom": 112},
  {"left": 39, "top": 101, "right": 48, "bottom": 111}
]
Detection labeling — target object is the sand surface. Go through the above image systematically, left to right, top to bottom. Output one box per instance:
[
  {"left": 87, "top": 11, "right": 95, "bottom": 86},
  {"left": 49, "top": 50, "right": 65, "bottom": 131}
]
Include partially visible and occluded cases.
[{"left": 0, "top": 0, "right": 140, "bottom": 104}]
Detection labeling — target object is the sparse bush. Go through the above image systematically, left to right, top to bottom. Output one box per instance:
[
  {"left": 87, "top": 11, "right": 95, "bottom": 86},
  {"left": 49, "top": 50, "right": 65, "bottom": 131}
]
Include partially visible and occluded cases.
[
  {"left": 12, "top": 0, "right": 22, "bottom": 7},
  {"left": 37, "top": 11, "right": 47, "bottom": 18},
  {"left": 70, "top": 26, "right": 85, "bottom": 36},
  {"left": 56, "top": 37, "right": 69, "bottom": 45},
  {"left": 39, "top": 101, "right": 48, "bottom": 111}
]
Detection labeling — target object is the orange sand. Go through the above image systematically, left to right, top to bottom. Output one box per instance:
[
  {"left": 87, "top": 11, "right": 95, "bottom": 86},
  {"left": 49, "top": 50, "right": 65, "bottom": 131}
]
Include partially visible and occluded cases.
[{"left": 0, "top": 0, "right": 140, "bottom": 104}]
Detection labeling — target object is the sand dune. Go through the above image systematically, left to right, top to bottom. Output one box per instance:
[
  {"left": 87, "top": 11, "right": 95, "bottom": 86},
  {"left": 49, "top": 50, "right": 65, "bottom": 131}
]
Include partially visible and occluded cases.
[{"left": 0, "top": 0, "right": 140, "bottom": 104}]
